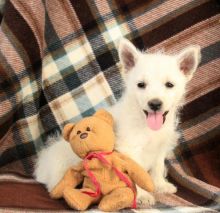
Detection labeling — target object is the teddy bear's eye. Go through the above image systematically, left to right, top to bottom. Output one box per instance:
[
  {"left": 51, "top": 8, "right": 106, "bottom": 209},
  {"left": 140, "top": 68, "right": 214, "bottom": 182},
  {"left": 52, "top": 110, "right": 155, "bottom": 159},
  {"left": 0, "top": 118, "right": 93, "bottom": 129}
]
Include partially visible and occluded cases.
[
  {"left": 86, "top": 127, "right": 91, "bottom": 131},
  {"left": 77, "top": 130, "right": 81, "bottom": 135}
]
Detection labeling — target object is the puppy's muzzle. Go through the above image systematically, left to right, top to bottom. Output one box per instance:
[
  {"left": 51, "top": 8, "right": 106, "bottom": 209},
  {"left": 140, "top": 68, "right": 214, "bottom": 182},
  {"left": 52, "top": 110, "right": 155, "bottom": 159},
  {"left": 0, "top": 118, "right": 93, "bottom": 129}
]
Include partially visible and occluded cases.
[{"left": 148, "top": 99, "right": 162, "bottom": 111}]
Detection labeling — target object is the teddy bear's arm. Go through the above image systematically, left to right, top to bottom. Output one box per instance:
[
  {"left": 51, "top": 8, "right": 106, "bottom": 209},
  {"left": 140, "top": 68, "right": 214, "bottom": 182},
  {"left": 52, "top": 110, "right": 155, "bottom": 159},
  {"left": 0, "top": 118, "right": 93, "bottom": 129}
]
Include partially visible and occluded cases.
[
  {"left": 115, "top": 152, "right": 154, "bottom": 192},
  {"left": 71, "top": 162, "right": 84, "bottom": 172},
  {"left": 50, "top": 165, "right": 83, "bottom": 199}
]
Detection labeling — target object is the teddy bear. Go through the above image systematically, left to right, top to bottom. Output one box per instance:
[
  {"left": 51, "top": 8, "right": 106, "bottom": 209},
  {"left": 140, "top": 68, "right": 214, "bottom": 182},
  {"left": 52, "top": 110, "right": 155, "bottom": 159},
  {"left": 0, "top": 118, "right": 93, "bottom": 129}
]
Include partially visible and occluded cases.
[{"left": 50, "top": 109, "right": 154, "bottom": 212}]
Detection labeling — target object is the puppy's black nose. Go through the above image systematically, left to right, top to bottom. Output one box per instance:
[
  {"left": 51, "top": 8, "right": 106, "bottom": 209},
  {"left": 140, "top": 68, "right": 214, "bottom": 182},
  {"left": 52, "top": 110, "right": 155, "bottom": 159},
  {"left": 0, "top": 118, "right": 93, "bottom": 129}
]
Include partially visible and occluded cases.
[
  {"left": 148, "top": 99, "right": 162, "bottom": 111},
  {"left": 80, "top": 133, "right": 88, "bottom": 139}
]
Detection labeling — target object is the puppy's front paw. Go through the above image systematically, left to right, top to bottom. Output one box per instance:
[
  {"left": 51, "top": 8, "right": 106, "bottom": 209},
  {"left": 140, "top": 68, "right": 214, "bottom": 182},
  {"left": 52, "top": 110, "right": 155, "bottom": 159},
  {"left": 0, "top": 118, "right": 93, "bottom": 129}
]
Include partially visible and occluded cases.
[
  {"left": 155, "top": 181, "right": 177, "bottom": 194},
  {"left": 137, "top": 190, "right": 155, "bottom": 206}
]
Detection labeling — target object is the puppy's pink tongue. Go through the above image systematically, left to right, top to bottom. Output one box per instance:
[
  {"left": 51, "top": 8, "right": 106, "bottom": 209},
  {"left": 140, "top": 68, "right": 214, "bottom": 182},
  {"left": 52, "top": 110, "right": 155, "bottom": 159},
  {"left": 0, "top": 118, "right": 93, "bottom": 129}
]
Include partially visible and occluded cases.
[{"left": 147, "top": 112, "right": 163, "bottom": 131}]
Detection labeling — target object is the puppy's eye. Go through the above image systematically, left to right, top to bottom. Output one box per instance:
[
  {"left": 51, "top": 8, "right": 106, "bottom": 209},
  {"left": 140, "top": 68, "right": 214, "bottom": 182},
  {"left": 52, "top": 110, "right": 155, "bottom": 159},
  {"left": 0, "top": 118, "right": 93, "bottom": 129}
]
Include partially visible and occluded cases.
[
  {"left": 137, "top": 82, "right": 146, "bottom": 89},
  {"left": 165, "top": 82, "right": 174, "bottom": 88},
  {"left": 86, "top": 127, "right": 91, "bottom": 131},
  {"left": 77, "top": 130, "right": 81, "bottom": 135}
]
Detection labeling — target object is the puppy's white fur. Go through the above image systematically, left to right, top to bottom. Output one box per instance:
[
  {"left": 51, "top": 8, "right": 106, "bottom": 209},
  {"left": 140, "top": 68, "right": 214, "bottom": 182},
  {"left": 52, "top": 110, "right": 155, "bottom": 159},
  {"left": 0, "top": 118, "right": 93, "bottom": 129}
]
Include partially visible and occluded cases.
[{"left": 34, "top": 38, "right": 201, "bottom": 205}]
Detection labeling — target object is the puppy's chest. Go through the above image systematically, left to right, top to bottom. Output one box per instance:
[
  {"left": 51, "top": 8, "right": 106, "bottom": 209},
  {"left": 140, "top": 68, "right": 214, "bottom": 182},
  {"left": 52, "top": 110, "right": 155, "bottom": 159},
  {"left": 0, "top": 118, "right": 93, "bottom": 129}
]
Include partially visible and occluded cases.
[
  {"left": 117, "top": 128, "right": 174, "bottom": 169},
  {"left": 121, "top": 128, "right": 168, "bottom": 150}
]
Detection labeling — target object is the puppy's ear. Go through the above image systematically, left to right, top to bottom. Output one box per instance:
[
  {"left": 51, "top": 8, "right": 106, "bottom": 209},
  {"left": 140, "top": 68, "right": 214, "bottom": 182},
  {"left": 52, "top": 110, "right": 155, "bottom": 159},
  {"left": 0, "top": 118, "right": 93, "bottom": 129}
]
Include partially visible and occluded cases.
[
  {"left": 118, "top": 38, "right": 140, "bottom": 72},
  {"left": 176, "top": 45, "right": 201, "bottom": 80},
  {"left": 94, "top": 109, "right": 114, "bottom": 126},
  {"left": 63, "top": 123, "right": 75, "bottom": 141}
]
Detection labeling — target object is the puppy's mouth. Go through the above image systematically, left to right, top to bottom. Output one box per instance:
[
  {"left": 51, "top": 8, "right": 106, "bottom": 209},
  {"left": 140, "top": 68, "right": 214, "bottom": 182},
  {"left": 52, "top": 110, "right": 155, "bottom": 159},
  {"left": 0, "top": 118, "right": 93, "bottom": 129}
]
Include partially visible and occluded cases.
[{"left": 143, "top": 110, "right": 169, "bottom": 131}]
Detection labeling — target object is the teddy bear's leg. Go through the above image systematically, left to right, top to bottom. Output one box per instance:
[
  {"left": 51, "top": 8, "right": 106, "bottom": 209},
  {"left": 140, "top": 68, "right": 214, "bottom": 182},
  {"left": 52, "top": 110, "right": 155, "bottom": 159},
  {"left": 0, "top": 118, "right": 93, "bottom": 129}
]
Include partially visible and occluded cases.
[
  {"left": 50, "top": 168, "right": 82, "bottom": 199},
  {"left": 63, "top": 187, "right": 100, "bottom": 211},
  {"left": 98, "top": 187, "right": 134, "bottom": 212}
]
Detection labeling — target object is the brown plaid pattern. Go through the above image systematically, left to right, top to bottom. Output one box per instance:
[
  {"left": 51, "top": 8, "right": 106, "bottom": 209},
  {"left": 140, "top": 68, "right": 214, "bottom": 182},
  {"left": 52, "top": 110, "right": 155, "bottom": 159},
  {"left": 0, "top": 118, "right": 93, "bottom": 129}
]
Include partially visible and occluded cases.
[{"left": 0, "top": 0, "right": 219, "bottom": 211}]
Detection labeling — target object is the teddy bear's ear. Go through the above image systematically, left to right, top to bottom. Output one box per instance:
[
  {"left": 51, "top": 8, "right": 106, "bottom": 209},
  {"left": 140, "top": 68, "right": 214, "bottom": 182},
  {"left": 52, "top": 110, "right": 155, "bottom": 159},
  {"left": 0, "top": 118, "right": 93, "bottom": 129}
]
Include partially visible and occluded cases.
[
  {"left": 94, "top": 109, "right": 114, "bottom": 126},
  {"left": 63, "top": 123, "right": 75, "bottom": 141}
]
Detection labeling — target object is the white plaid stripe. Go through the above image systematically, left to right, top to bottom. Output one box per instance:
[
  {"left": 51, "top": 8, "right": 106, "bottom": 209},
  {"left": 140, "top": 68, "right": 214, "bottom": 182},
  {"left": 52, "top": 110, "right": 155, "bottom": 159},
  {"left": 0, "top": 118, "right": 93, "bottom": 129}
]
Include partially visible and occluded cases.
[
  {"left": 102, "top": 20, "right": 129, "bottom": 45},
  {"left": 65, "top": 38, "right": 95, "bottom": 71},
  {"left": 42, "top": 54, "right": 64, "bottom": 87},
  {"left": 84, "top": 72, "right": 113, "bottom": 106},
  {"left": 48, "top": 92, "right": 81, "bottom": 125}
]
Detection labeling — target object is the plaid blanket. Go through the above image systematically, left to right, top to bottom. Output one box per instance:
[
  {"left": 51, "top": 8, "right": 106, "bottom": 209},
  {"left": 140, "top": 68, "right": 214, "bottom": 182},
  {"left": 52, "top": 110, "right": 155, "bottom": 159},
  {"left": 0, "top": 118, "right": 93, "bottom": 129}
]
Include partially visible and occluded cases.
[{"left": 0, "top": 0, "right": 219, "bottom": 212}]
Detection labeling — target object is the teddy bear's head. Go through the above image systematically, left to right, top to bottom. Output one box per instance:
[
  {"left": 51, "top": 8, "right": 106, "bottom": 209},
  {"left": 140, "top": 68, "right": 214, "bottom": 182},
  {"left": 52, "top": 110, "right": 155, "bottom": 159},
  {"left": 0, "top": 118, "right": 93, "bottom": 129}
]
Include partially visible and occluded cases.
[{"left": 63, "top": 109, "right": 115, "bottom": 158}]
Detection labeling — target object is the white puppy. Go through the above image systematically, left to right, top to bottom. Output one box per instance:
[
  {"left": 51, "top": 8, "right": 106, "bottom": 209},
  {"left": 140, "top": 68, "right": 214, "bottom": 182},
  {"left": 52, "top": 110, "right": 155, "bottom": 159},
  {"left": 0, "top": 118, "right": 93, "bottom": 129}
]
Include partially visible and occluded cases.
[{"left": 34, "top": 38, "right": 201, "bottom": 205}]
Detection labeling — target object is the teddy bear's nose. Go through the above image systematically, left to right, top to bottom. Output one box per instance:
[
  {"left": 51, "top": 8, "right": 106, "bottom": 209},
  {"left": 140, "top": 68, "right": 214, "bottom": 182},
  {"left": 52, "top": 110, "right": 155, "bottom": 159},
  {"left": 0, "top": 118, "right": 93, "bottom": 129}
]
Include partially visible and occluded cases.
[{"left": 80, "top": 132, "right": 88, "bottom": 139}]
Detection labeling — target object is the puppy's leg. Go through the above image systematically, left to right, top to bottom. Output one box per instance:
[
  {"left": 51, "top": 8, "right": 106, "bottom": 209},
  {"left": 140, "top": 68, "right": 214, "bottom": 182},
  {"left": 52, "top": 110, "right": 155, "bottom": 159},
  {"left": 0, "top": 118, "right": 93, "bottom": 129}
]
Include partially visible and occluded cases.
[
  {"left": 123, "top": 151, "right": 155, "bottom": 205},
  {"left": 150, "top": 151, "right": 177, "bottom": 194},
  {"left": 136, "top": 186, "right": 155, "bottom": 206}
]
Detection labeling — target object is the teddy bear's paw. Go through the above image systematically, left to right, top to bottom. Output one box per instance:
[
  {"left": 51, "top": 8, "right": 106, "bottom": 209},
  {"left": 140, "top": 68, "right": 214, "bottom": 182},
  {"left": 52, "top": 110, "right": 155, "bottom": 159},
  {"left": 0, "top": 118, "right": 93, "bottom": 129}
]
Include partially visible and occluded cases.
[
  {"left": 155, "top": 181, "right": 177, "bottom": 194},
  {"left": 50, "top": 182, "right": 64, "bottom": 199},
  {"left": 99, "top": 187, "right": 134, "bottom": 211},
  {"left": 63, "top": 188, "right": 89, "bottom": 210},
  {"left": 137, "top": 188, "right": 155, "bottom": 206},
  {"left": 50, "top": 190, "right": 62, "bottom": 199}
]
